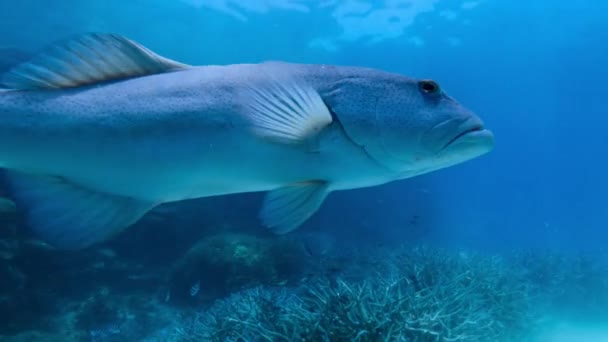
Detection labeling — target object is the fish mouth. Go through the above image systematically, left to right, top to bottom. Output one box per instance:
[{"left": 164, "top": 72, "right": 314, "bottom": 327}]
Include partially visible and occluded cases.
[{"left": 442, "top": 122, "right": 490, "bottom": 150}]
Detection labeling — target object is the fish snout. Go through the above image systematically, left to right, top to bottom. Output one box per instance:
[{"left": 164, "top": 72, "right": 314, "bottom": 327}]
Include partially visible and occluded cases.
[
  {"left": 421, "top": 112, "right": 493, "bottom": 157},
  {"left": 437, "top": 115, "right": 494, "bottom": 159},
  {"left": 443, "top": 116, "right": 487, "bottom": 148}
]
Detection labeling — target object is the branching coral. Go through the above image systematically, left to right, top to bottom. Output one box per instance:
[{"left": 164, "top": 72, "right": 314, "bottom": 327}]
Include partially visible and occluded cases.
[
  {"left": 171, "top": 246, "right": 540, "bottom": 341},
  {"left": 296, "top": 247, "right": 536, "bottom": 341},
  {"left": 172, "top": 286, "right": 307, "bottom": 341}
]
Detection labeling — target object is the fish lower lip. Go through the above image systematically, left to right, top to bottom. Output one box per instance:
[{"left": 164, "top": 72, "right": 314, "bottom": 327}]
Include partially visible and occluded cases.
[{"left": 443, "top": 125, "right": 484, "bottom": 149}]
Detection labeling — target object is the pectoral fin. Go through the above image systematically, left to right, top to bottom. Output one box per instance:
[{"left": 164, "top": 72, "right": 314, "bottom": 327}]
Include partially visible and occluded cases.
[
  {"left": 246, "top": 80, "right": 333, "bottom": 144},
  {"left": 2, "top": 171, "right": 154, "bottom": 249},
  {"left": 260, "top": 181, "right": 330, "bottom": 234}
]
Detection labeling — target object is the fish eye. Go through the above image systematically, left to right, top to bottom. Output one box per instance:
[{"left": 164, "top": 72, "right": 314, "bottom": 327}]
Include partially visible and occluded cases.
[{"left": 418, "top": 80, "right": 440, "bottom": 95}]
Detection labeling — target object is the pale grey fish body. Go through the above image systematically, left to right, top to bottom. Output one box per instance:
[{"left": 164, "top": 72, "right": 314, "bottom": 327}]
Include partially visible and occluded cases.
[
  {"left": 0, "top": 34, "right": 494, "bottom": 249},
  {"left": 0, "top": 63, "right": 391, "bottom": 200}
]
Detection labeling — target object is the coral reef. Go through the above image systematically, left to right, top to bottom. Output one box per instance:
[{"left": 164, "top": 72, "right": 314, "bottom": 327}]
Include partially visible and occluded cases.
[
  {"left": 1, "top": 226, "right": 607, "bottom": 342},
  {"left": 167, "top": 233, "right": 309, "bottom": 304},
  {"left": 0, "top": 238, "right": 165, "bottom": 337}
]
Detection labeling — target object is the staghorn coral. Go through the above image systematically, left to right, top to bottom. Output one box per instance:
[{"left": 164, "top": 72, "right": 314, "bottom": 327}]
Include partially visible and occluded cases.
[
  {"left": 170, "top": 246, "right": 539, "bottom": 341},
  {"left": 172, "top": 286, "right": 307, "bottom": 341}
]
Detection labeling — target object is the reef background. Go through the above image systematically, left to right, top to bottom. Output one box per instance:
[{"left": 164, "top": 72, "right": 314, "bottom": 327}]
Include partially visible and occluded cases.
[{"left": 0, "top": 1, "right": 607, "bottom": 341}]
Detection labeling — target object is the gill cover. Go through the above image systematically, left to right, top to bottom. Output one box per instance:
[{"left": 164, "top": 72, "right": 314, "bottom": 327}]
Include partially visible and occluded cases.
[
  {"left": 323, "top": 73, "right": 432, "bottom": 172},
  {"left": 323, "top": 77, "right": 384, "bottom": 162}
]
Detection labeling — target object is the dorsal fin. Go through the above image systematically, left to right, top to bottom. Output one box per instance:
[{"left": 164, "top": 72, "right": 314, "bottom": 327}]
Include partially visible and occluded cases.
[{"left": 0, "top": 33, "right": 189, "bottom": 90}]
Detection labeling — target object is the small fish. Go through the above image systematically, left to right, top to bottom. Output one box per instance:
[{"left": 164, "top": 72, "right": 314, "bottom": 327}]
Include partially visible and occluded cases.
[
  {"left": 0, "top": 33, "right": 494, "bottom": 249},
  {"left": 303, "top": 241, "right": 314, "bottom": 257},
  {"left": 190, "top": 281, "right": 200, "bottom": 297}
]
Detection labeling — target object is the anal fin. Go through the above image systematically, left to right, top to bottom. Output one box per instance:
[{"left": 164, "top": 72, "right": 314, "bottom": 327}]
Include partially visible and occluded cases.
[
  {"left": 2, "top": 171, "right": 154, "bottom": 249},
  {"left": 260, "top": 181, "right": 330, "bottom": 234}
]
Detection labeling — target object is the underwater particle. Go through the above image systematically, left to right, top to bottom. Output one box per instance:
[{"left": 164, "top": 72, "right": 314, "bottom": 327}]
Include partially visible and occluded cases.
[
  {"left": 462, "top": 1, "right": 481, "bottom": 10},
  {"left": 439, "top": 10, "right": 458, "bottom": 21},
  {"left": 408, "top": 36, "right": 425, "bottom": 46},
  {"left": 446, "top": 36, "right": 462, "bottom": 46},
  {"left": 307, "top": 38, "right": 340, "bottom": 52},
  {"left": 0, "top": 197, "right": 16, "bottom": 214},
  {"left": 409, "top": 215, "right": 420, "bottom": 225},
  {"left": 22, "top": 238, "right": 51, "bottom": 248},
  {"left": 0, "top": 239, "right": 17, "bottom": 260},
  {"left": 233, "top": 244, "right": 251, "bottom": 259},
  {"left": 96, "top": 248, "right": 117, "bottom": 259},
  {"left": 92, "top": 261, "right": 106, "bottom": 269},
  {"left": 1, "top": 264, "right": 26, "bottom": 291},
  {"left": 190, "top": 281, "right": 200, "bottom": 297},
  {"left": 89, "top": 323, "right": 121, "bottom": 340}
]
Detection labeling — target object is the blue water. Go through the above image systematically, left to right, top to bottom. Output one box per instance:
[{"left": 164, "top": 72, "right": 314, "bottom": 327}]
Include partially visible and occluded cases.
[{"left": 0, "top": 0, "right": 607, "bottom": 341}]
